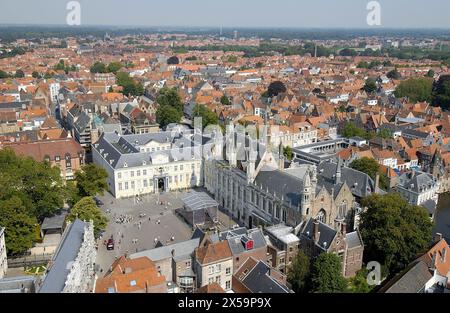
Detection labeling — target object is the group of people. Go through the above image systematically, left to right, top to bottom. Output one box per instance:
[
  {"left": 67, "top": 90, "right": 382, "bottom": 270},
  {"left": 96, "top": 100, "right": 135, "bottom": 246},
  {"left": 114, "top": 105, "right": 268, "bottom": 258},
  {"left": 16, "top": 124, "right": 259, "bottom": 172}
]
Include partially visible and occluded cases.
[{"left": 114, "top": 214, "right": 133, "bottom": 224}]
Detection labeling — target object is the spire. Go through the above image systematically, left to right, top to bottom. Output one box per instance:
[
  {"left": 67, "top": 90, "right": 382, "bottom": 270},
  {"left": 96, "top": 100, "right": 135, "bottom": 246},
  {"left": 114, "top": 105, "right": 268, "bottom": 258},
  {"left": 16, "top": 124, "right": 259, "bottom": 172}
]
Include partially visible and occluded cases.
[{"left": 335, "top": 157, "right": 342, "bottom": 184}]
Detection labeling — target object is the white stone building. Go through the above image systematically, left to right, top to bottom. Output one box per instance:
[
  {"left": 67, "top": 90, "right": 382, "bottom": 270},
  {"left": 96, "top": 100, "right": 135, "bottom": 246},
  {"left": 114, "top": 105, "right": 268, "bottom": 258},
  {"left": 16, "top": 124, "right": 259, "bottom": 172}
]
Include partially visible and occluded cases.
[
  {"left": 92, "top": 130, "right": 207, "bottom": 199},
  {"left": 396, "top": 171, "right": 439, "bottom": 206},
  {"left": 39, "top": 219, "right": 96, "bottom": 293},
  {"left": 0, "top": 227, "right": 7, "bottom": 279}
]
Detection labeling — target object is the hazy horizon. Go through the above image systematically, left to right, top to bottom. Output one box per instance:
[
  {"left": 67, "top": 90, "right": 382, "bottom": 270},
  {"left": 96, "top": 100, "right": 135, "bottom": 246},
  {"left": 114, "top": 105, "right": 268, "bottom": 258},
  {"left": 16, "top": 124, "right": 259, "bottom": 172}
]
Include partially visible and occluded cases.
[{"left": 1, "top": 0, "right": 449, "bottom": 29}]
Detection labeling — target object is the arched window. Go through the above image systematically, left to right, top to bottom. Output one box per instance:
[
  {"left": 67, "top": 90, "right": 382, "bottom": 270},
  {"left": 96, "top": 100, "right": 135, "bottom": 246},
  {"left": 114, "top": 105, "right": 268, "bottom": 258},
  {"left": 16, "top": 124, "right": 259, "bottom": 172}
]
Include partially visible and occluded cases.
[{"left": 317, "top": 209, "right": 326, "bottom": 223}]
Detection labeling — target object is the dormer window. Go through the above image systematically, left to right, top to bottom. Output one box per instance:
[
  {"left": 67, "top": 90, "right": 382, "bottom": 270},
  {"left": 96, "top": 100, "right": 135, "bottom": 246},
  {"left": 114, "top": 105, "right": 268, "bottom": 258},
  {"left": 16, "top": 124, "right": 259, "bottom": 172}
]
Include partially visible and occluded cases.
[{"left": 123, "top": 162, "right": 128, "bottom": 168}]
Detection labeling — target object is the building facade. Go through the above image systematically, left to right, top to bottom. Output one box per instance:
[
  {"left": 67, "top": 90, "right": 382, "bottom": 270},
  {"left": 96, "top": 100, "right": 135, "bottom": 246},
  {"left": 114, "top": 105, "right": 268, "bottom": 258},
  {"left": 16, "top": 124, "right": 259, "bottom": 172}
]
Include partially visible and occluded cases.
[
  {"left": 93, "top": 131, "right": 205, "bottom": 198},
  {"left": 39, "top": 219, "right": 96, "bottom": 293},
  {"left": 0, "top": 227, "right": 7, "bottom": 279}
]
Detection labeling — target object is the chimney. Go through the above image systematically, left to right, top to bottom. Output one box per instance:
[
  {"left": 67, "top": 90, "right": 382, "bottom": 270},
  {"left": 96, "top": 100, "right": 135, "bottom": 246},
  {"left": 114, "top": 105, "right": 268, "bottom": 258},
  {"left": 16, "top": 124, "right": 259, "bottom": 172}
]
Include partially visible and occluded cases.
[
  {"left": 375, "top": 172, "right": 380, "bottom": 191},
  {"left": 313, "top": 219, "right": 320, "bottom": 243},
  {"left": 341, "top": 222, "right": 347, "bottom": 236},
  {"left": 434, "top": 233, "right": 443, "bottom": 243},
  {"left": 431, "top": 251, "right": 437, "bottom": 270}
]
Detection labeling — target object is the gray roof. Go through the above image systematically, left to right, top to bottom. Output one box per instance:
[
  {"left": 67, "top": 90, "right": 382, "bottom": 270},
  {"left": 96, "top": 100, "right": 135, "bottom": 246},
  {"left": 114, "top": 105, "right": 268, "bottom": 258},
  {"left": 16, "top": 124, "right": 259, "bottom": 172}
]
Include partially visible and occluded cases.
[
  {"left": 402, "top": 128, "right": 430, "bottom": 139},
  {"left": 93, "top": 131, "right": 204, "bottom": 169},
  {"left": 317, "top": 161, "right": 375, "bottom": 198},
  {"left": 254, "top": 167, "right": 305, "bottom": 207},
  {"left": 397, "top": 171, "right": 436, "bottom": 194},
  {"left": 182, "top": 191, "right": 218, "bottom": 212},
  {"left": 41, "top": 210, "right": 68, "bottom": 232},
  {"left": 300, "top": 218, "right": 337, "bottom": 251},
  {"left": 39, "top": 219, "right": 87, "bottom": 293},
  {"left": 264, "top": 225, "right": 300, "bottom": 245},
  {"left": 221, "top": 228, "right": 267, "bottom": 256},
  {"left": 346, "top": 231, "right": 364, "bottom": 249},
  {"left": 130, "top": 238, "right": 200, "bottom": 262},
  {"left": 383, "top": 260, "right": 432, "bottom": 293},
  {"left": 241, "top": 261, "right": 291, "bottom": 293},
  {"left": 0, "top": 276, "right": 37, "bottom": 293}
]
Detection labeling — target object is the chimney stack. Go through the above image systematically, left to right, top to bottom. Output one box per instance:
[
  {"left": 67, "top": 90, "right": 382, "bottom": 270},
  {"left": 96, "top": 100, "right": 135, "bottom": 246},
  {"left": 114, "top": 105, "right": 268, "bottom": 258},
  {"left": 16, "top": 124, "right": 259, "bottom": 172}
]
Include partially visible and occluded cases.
[
  {"left": 375, "top": 172, "right": 380, "bottom": 191},
  {"left": 313, "top": 219, "right": 320, "bottom": 243},
  {"left": 341, "top": 222, "right": 347, "bottom": 236},
  {"left": 434, "top": 233, "right": 443, "bottom": 243},
  {"left": 431, "top": 251, "right": 437, "bottom": 270}
]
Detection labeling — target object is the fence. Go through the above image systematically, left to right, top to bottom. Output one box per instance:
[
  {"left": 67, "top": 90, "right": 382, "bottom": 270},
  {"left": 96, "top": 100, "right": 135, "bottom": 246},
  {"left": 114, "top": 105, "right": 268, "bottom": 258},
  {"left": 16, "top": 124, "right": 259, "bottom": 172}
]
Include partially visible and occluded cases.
[{"left": 7, "top": 253, "right": 53, "bottom": 268}]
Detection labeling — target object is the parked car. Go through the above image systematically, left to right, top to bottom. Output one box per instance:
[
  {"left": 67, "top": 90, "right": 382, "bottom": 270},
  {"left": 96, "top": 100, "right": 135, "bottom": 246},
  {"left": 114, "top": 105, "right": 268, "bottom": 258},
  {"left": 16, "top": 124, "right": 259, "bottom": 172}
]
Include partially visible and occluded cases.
[
  {"left": 94, "top": 197, "right": 104, "bottom": 206},
  {"left": 106, "top": 238, "right": 114, "bottom": 250}
]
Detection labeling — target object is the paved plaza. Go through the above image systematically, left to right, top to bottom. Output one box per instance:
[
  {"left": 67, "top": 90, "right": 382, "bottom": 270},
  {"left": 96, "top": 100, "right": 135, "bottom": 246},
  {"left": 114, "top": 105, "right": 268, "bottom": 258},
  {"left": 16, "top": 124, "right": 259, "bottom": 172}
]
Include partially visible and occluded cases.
[
  {"left": 94, "top": 188, "right": 243, "bottom": 272},
  {"left": 94, "top": 190, "right": 194, "bottom": 272}
]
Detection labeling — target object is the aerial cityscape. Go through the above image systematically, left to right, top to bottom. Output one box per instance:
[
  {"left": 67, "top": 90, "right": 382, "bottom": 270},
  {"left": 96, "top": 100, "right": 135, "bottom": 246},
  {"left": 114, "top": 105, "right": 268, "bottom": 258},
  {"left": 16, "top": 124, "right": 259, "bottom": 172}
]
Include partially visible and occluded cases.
[{"left": 0, "top": 0, "right": 450, "bottom": 299}]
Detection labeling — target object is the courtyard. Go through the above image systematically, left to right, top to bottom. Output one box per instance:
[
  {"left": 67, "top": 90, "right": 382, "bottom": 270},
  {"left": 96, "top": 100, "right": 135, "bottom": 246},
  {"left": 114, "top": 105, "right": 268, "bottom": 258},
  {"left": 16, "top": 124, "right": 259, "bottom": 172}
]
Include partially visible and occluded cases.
[{"left": 94, "top": 190, "right": 193, "bottom": 272}]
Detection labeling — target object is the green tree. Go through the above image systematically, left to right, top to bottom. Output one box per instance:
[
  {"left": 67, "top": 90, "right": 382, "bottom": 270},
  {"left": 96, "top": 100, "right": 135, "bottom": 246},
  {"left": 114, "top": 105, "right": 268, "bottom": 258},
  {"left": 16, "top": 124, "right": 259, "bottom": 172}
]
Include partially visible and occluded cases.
[
  {"left": 227, "top": 55, "right": 238, "bottom": 63},
  {"left": 167, "top": 56, "right": 179, "bottom": 65},
  {"left": 54, "top": 60, "right": 65, "bottom": 71},
  {"left": 90, "top": 61, "right": 107, "bottom": 73},
  {"left": 106, "top": 61, "right": 123, "bottom": 74},
  {"left": 357, "top": 61, "right": 369, "bottom": 69},
  {"left": 14, "top": 69, "right": 25, "bottom": 78},
  {"left": 386, "top": 69, "right": 401, "bottom": 80},
  {"left": 426, "top": 69, "right": 435, "bottom": 78},
  {"left": 0, "top": 70, "right": 10, "bottom": 79},
  {"left": 32, "top": 71, "right": 41, "bottom": 79},
  {"left": 43, "top": 72, "right": 53, "bottom": 79},
  {"left": 116, "top": 72, "right": 143, "bottom": 97},
  {"left": 432, "top": 74, "right": 450, "bottom": 110},
  {"left": 394, "top": 77, "right": 433, "bottom": 102},
  {"left": 363, "top": 78, "right": 377, "bottom": 93},
  {"left": 267, "top": 81, "right": 287, "bottom": 97},
  {"left": 156, "top": 87, "right": 183, "bottom": 112},
  {"left": 220, "top": 95, "right": 231, "bottom": 105},
  {"left": 193, "top": 104, "right": 218, "bottom": 129},
  {"left": 156, "top": 105, "right": 182, "bottom": 128},
  {"left": 341, "top": 122, "right": 373, "bottom": 140},
  {"left": 377, "top": 128, "right": 392, "bottom": 139},
  {"left": 283, "top": 146, "right": 293, "bottom": 161},
  {"left": 0, "top": 149, "right": 65, "bottom": 220},
  {"left": 349, "top": 157, "right": 389, "bottom": 191},
  {"left": 350, "top": 157, "right": 380, "bottom": 180},
  {"left": 74, "top": 164, "right": 108, "bottom": 198},
  {"left": 359, "top": 193, "right": 433, "bottom": 274},
  {"left": 0, "top": 197, "right": 37, "bottom": 256},
  {"left": 66, "top": 197, "right": 108, "bottom": 237},
  {"left": 287, "top": 250, "right": 311, "bottom": 293},
  {"left": 310, "top": 253, "right": 347, "bottom": 293},
  {"left": 347, "top": 269, "right": 372, "bottom": 293}
]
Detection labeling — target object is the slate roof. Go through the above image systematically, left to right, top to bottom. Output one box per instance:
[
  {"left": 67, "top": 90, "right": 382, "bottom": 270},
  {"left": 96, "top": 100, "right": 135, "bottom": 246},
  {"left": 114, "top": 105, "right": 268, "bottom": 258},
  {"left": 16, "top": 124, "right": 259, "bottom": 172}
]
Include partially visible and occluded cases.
[
  {"left": 93, "top": 131, "right": 204, "bottom": 169},
  {"left": 317, "top": 161, "right": 375, "bottom": 198},
  {"left": 254, "top": 168, "right": 305, "bottom": 207},
  {"left": 397, "top": 171, "right": 436, "bottom": 194},
  {"left": 299, "top": 218, "right": 337, "bottom": 251},
  {"left": 39, "top": 219, "right": 87, "bottom": 293},
  {"left": 220, "top": 228, "right": 267, "bottom": 256},
  {"left": 346, "top": 231, "right": 364, "bottom": 249},
  {"left": 130, "top": 238, "right": 200, "bottom": 262},
  {"left": 381, "top": 260, "right": 432, "bottom": 293},
  {"left": 241, "top": 261, "right": 290, "bottom": 293}
]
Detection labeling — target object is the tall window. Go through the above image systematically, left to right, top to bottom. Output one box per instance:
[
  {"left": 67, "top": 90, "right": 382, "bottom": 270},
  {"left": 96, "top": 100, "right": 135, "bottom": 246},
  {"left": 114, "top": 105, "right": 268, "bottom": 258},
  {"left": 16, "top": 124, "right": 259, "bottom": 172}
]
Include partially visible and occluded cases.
[{"left": 317, "top": 209, "right": 326, "bottom": 223}]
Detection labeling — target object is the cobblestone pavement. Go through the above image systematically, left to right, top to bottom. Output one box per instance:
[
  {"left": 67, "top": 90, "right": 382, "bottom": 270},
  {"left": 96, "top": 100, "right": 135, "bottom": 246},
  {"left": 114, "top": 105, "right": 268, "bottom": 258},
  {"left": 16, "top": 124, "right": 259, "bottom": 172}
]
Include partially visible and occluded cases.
[{"left": 94, "top": 190, "right": 193, "bottom": 273}]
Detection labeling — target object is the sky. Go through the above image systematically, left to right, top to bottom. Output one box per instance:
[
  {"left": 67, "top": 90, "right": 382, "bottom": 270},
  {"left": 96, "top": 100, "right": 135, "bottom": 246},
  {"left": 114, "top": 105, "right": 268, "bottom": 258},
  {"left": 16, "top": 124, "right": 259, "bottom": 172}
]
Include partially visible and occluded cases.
[{"left": 0, "top": 0, "right": 449, "bottom": 29}]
